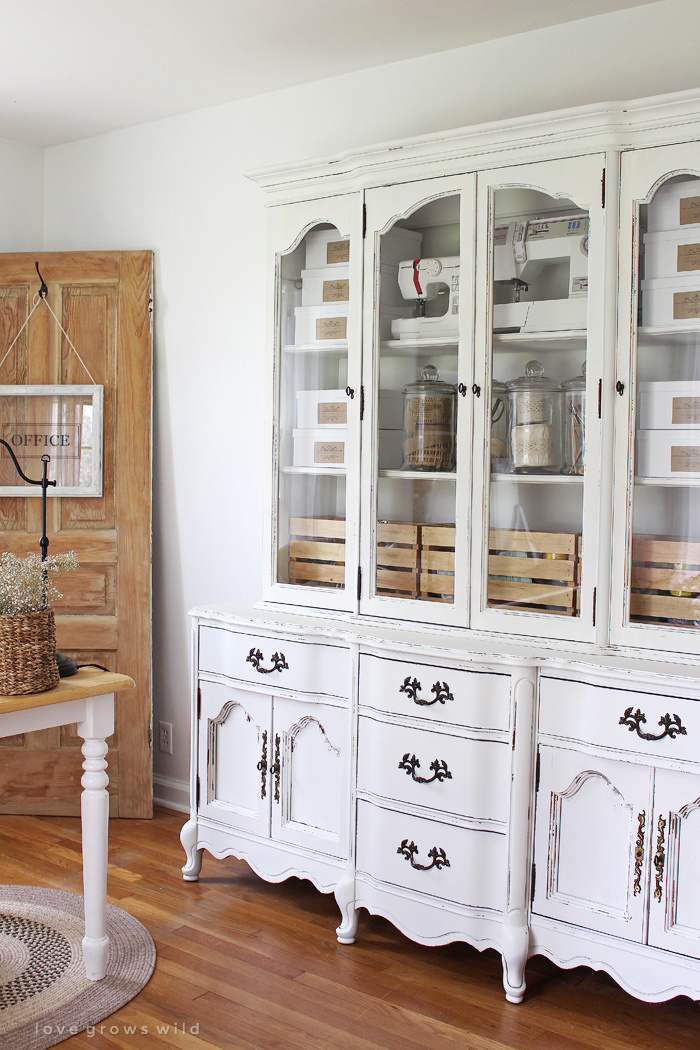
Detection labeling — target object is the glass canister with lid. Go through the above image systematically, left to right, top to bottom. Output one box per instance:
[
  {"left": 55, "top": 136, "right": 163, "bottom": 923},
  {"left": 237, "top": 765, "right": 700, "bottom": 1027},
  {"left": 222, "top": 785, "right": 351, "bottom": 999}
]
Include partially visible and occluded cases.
[
  {"left": 506, "top": 360, "right": 561, "bottom": 472},
  {"left": 561, "top": 361, "right": 586, "bottom": 475},
  {"left": 401, "top": 365, "right": 456, "bottom": 471}
]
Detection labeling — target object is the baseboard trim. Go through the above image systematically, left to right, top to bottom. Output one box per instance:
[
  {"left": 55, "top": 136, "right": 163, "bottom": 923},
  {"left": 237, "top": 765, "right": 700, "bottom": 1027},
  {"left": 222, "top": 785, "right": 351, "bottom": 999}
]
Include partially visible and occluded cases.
[{"left": 153, "top": 774, "right": 190, "bottom": 813}]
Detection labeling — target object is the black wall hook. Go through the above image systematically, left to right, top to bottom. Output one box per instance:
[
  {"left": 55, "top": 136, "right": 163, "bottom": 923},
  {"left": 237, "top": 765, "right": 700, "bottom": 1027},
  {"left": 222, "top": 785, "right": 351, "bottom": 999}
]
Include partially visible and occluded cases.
[{"left": 35, "top": 260, "right": 48, "bottom": 299}]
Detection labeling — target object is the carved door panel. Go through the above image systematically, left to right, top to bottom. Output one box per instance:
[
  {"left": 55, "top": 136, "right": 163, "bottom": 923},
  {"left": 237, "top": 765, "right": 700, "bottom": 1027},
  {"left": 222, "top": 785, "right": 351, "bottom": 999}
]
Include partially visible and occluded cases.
[
  {"left": 0, "top": 252, "right": 152, "bottom": 816},
  {"left": 198, "top": 681, "right": 272, "bottom": 838},
  {"left": 270, "top": 696, "right": 347, "bottom": 858},
  {"left": 532, "top": 745, "right": 653, "bottom": 940},
  {"left": 647, "top": 768, "right": 700, "bottom": 957}
]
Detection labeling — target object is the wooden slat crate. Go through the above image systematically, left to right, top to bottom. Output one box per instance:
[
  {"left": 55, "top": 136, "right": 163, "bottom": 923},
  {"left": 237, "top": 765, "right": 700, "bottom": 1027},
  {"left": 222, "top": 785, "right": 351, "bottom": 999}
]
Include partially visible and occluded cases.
[
  {"left": 288, "top": 517, "right": 345, "bottom": 588},
  {"left": 376, "top": 521, "right": 420, "bottom": 598},
  {"left": 420, "top": 524, "right": 456, "bottom": 602},
  {"left": 487, "top": 528, "right": 581, "bottom": 616},
  {"left": 630, "top": 535, "right": 700, "bottom": 626}
]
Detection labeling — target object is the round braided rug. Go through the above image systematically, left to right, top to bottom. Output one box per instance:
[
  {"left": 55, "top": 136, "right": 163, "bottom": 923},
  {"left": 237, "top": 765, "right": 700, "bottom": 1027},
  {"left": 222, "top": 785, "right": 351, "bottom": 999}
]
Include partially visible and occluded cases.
[{"left": 0, "top": 886, "right": 155, "bottom": 1050}]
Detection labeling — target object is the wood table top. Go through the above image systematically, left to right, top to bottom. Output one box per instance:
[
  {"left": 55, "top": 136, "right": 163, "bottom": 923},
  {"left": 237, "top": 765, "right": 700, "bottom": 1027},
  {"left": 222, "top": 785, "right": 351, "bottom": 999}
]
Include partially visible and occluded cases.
[{"left": 0, "top": 666, "right": 135, "bottom": 714}]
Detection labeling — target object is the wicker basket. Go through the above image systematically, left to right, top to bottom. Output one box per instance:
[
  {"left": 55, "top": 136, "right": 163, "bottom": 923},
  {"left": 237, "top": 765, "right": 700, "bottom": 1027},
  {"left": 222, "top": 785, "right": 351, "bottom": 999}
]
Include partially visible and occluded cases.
[{"left": 0, "top": 608, "right": 60, "bottom": 695}]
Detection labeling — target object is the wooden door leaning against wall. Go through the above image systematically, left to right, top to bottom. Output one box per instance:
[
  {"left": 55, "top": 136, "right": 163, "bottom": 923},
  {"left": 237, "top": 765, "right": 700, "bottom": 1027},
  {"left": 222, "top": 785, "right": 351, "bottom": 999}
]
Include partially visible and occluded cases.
[{"left": 0, "top": 252, "right": 153, "bottom": 818}]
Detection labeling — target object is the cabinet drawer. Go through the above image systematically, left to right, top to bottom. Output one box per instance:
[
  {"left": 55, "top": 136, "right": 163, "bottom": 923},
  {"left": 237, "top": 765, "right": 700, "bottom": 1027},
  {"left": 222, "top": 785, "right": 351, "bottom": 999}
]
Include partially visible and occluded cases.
[
  {"left": 199, "top": 625, "right": 349, "bottom": 698},
  {"left": 359, "top": 653, "right": 510, "bottom": 732},
  {"left": 539, "top": 676, "right": 700, "bottom": 764},
  {"left": 357, "top": 715, "right": 509, "bottom": 824},
  {"left": 356, "top": 800, "right": 504, "bottom": 912}
]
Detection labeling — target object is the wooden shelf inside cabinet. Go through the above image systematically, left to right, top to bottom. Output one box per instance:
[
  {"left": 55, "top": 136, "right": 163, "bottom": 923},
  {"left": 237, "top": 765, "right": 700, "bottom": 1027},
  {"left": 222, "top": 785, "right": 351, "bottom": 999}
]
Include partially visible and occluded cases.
[
  {"left": 492, "top": 330, "right": 587, "bottom": 354},
  {"left": 380, "top": 337, "right": 458, "bottom": 356},
  {"left": 282, "top": 342, "right": 348, "bottom": 355},
  {"left": 282, "top": 465, "right": 347, "bottom": 476},
  {"left": 379, "top": 469, "right": 457, "bottom": 481},
  {"left": 491, "top": 473, "right": 584, "bottom": 484},
  {"left": 635, "top": 476, "right": 700, "bottom": 487}
]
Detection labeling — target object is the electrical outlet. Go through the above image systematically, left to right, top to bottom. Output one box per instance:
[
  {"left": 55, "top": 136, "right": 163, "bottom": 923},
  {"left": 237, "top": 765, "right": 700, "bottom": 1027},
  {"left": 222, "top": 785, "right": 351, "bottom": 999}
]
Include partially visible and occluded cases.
[{"left": 158, "top": 720, "right": 173, "bottom": 754}]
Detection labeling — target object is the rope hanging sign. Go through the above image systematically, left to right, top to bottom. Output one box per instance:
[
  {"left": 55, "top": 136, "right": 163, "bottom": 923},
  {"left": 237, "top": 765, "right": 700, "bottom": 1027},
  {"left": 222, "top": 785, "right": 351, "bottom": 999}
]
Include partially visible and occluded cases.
[{"left": 0, "top": 262, "right": 104, "bottom": 498}]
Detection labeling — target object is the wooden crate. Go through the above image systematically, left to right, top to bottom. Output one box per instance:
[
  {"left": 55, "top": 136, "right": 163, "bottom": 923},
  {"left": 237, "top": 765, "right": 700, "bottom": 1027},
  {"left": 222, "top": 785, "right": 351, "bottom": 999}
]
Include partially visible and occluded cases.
[
  {"left": 288, "top": 517, "right": 345, "bottom": 588},
  {"left": 376, "top": 521, "right": 420, "bottom": 598},
  {"left": 420, "top": 524, "right": 455, "bottom": 602},
  {"left": 488, "top": 529, "right": 581, "bottom": 616},
  {"left": 630, "top": 535, "right": 700, "bottom": 626}
]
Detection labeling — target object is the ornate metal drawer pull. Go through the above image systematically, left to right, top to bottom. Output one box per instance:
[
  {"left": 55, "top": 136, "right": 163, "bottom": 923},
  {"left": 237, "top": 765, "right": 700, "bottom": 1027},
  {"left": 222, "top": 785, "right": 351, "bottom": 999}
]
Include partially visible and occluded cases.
[
  {"left": 246, "top": 648, "right": 289, "bottom": 674},
  {"left": 399, "top": 676, "right": 454, "bottom": 707},
  {"left": 618, "top": 706, "right": 687, "bottom": 742},
  {"left": 257, "top": 731, "right": 268, "bottom": 799},
  {"left": 269, "top": 733, "right": 281, "bottom": 803},
  {"left": 398, "top": 753, "right": 452, "bottom": 784},
  {"left": 633, "top": 811, "right": 645, "bottom": 896},
  {"left": 653, "top": 814, "right": 666, "bottom": 901},
  {"left": 397, "top": 838, "right": 450, "bottom": 871}
]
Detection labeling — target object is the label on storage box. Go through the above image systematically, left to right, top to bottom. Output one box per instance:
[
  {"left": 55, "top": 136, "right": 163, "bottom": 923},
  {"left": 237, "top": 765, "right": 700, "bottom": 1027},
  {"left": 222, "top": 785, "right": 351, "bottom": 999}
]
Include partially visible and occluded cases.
[
  {"left": 680, "top": 196, "right": 700, "bottom": 226},
  {"left": 326, "top": 240, "right": 350, "bottom": 265},
  {"left": 678, "top": 243, "right": 700, "bottom": 272},
  {"left": 322, "top": 279, "right": 349, "bottom": 303},
  {"left": 673, "top": 290, "right": 700, "bottom": 320},
  {"left": 316, "top": 316, "right": 347, "bottom": 340},
  {"left": 672, "top": 397, "right": 700, "bottom": 425},
  {"left": 317, "top": 402, "right": 347, "bottom": 425},
  {"left": 314, "top": 440, "right": 344, "bottom": 465},
  {"left": 671, "top": 445, "right": 700, "bottom": 472}
]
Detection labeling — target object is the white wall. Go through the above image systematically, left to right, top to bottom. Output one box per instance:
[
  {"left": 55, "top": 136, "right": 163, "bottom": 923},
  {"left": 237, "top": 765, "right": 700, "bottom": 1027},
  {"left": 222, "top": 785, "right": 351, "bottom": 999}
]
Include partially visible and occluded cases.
[
  {"left": 40, "top": 0, "right": 700, "bottom": 808},
  {"left": 0, "top": 138, "right": 44, "bottom": 250}
]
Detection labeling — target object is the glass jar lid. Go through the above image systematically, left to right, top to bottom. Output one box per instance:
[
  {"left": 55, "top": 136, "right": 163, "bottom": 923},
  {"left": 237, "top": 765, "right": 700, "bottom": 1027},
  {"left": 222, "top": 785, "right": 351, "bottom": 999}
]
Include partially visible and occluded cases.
[
  {"left": 505, "top": 359, "right": 559, "bottom": 393},
  {"left": 561, "top": 361, "right": 587, "bottom": 392},
  {"left": 403, "top": 364, "right": 456, "bottom": 397}
]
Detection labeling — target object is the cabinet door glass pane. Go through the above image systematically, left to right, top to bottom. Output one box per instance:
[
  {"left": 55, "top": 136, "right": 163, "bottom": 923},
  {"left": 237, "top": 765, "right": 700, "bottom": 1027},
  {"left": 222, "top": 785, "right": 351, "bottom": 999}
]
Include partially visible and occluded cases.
[
  {"left": 630, "top": 175, "right": 700, "bottom": 630},
  {"left": 487, "top": 191, "right": 588, "bottom": 618},
  {"left": 375, "top": 195, "right": 459, "bottom": 604},
  {"left": 276, "top": 224, "right": 349, "bottom": 591}
]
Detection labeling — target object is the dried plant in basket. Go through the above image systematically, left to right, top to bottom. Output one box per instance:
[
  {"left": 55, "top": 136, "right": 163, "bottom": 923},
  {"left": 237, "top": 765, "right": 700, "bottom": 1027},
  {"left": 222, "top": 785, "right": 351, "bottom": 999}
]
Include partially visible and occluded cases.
[{"left": 0, "top": 551, "right": 79, "bottom": 695}]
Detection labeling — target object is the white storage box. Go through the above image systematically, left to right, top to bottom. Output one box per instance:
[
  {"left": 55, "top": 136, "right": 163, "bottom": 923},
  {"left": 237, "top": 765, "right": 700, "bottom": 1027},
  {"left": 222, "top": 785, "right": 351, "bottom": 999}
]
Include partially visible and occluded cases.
[
  {"left": 646, "top": 178, "right": 700, "bottom": 232},
  {"left": 643, "top": 229, "right": 700, "bottom": 280},
  {"left": 305, "top": 230, "right": 350, "bottom": 268},
  {"left": 300, "top": 266, "right": 350, "bottom": 307},
  {"left": 641, "top": 276, "right": 700, "bottom": 326},
  {"left": 294, "top": 303, "right": 349, "bottom": 345},
  {"left": 638, "top": 382, "right": 700, "bottom": 430},
  {"left": 296, "top": 389, "right": 349, "bottom": 428},
  {"left": 378, "top": 390, "right": 404, "bottom": 430},
  {"left": 293, "top": 428, "right": 347, "bottom": 467},
  {"left": 378, "top": 429, "right": 403, "bottom": 470},
  {"left": 636, "top": 429, "right": 700, "bottom": 478}
]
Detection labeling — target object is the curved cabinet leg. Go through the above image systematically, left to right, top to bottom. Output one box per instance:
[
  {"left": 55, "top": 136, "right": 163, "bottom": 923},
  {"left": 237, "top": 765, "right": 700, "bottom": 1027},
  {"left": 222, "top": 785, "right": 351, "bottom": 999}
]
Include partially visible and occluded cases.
[
  {"left": 180, "top": 817, "right": 204, "bottom": 882},
  {"left": 334, "top": 874, "right": 359, "bottom": 944},
  {"left": 501, "top": 923, "right": 528, "bottom": 1003}
]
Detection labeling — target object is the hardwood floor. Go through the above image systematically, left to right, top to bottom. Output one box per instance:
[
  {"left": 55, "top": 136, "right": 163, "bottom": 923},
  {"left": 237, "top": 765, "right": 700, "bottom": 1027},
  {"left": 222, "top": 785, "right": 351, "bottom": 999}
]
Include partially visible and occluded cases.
[{"left": 0, "top": 806, "right": 697, "bottom": 1049}]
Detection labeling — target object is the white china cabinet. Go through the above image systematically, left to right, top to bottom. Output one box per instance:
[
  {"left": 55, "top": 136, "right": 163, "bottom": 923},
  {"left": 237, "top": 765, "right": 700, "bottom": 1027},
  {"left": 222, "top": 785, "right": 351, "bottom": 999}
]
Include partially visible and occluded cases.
[{"left": 183, "top": 89, "right": 700, "bottom": 1006}]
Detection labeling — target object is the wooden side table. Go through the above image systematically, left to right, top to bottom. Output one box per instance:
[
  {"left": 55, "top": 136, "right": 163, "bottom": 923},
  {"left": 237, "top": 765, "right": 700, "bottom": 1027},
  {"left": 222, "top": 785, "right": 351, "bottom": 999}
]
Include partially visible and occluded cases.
[{"left": 0, "top": 667, "right": 135, "bottom": 980}]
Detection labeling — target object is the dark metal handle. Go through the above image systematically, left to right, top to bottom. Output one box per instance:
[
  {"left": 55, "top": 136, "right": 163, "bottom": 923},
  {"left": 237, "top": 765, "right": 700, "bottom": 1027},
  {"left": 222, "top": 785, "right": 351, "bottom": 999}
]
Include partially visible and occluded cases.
[
  {"left": 616, "top": 380, "right": 625, "bottom": 395},
  {"left": 457, "top": 382, "right": 467, "bottom": 397},
  {"left": 472, "top": 383, "right": 481, "bottom": 397},
  {"left": 345, "top": 386, "right": 355, "bottom": 399},
  {"left": 246, "top": 648, "right": 289, "bottom": 674},
  {"left": 399, "top": 676, "right": 454, "bottom": 707},
  {"left": 619, "top": 706, "right": 687, "bottom": 742},
  {"left": 257, "top": 730, "right": 268, "bottom": 799},
  {"left": 269, "top": 734, "right": 281, "bottom": 803},
  {"left": 398, "top": 753, "right": 452, "bottom": 784},
  {"left": 633, "top": 811, "right": 645, "bottom": 896},
  {"left": 653, "top": 814, "right": 666, "bottom": 901},
  {"left": 397, "top": 839, "right": 450, "bottom": 871}
]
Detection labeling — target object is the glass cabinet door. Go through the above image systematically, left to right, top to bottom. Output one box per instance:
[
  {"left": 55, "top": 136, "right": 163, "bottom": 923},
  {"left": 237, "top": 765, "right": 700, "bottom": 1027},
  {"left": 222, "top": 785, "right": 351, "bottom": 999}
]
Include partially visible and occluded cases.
[
  {"left": 612, "top": 144, "right": 700, "bottom": 653},
  {"left": 471, "top": 155, "right": 608, "bottom": 642},
  {"left": 360, "top": 177, "right": 475, "bottom": 625},
  {"left": 263, "top": 197, "right": 362, "bottom": 610}
]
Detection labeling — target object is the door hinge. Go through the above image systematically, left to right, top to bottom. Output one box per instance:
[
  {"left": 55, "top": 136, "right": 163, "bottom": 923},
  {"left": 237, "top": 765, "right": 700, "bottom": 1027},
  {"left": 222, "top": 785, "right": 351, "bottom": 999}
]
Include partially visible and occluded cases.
[
  {"left": 601, "top": 168, "right": 606, "bottom": 208},
  {"left": 362, "top": 203, "right": 367, "bottom": 238},
  {"left": 597, "top": 377, "right": 602, "bottom": 419},
  {"left": 360, "top": 385, "right": 365, "bottom": 421},
  {"left": 357, "top": 566, "right": 362, "bottom": 601},
  {"left": 592, "top": 587, "right": 597, "bottom": 627},
  {"left": 197, "top": 685, "right": 202, "bottom": 719},
  {"left": 148, "top": 724, "right": 153, "bottom": 750},
  {"left": 535, "top": 749, "right": 541, "bottom": 792},
  {"left": 196, "top": 776, "right": 201, "bottom": 809},
  {"left": 530, "top": 862, "right": 536, "bottom": 903}
]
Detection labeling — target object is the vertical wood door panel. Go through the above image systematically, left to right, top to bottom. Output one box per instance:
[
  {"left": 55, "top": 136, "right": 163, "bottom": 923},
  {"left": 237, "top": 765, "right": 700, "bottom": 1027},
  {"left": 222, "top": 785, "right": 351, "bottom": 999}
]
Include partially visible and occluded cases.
[{"left": 0, "top": 251, "right": 153, "bottom": 817}]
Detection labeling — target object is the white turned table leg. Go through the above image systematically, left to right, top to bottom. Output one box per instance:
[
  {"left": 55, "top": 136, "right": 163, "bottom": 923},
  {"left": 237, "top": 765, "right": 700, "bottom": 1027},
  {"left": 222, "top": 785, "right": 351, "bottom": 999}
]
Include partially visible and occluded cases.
[{"left": 77, "top": 693, "right": 114, "bottom": 981}]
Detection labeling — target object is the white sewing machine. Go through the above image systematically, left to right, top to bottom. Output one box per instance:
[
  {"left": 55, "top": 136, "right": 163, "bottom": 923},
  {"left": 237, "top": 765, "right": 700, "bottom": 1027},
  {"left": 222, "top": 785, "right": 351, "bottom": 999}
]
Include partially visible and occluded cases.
[
  {"left": 493, "top": 215, "right": 589, "bottom": 332},
  {"left": 391, "top": 257, "right": 460, "bottom": 339}
]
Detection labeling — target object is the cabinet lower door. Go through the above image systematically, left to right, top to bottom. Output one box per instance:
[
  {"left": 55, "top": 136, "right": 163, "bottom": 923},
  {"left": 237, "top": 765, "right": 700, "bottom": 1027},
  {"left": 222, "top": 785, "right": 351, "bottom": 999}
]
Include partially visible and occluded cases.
[
  {"left": 198, "top": 681, "right": 272, "bottom": 836},
  {"left": 270, "top": 697, "right": 348, "bottom": 859},
  {"left": 533, "top": 746, "right": 652, "bottom": 940},
  {"left": 647, "top": 768, "right": 700, "bottom": 957}
]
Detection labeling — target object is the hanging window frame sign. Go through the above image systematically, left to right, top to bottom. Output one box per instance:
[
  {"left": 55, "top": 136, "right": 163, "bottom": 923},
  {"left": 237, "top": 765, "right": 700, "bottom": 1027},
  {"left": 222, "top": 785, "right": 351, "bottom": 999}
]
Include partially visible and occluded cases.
[{"left": 0, "top": 385, "right": 104, "bottom": 497}]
